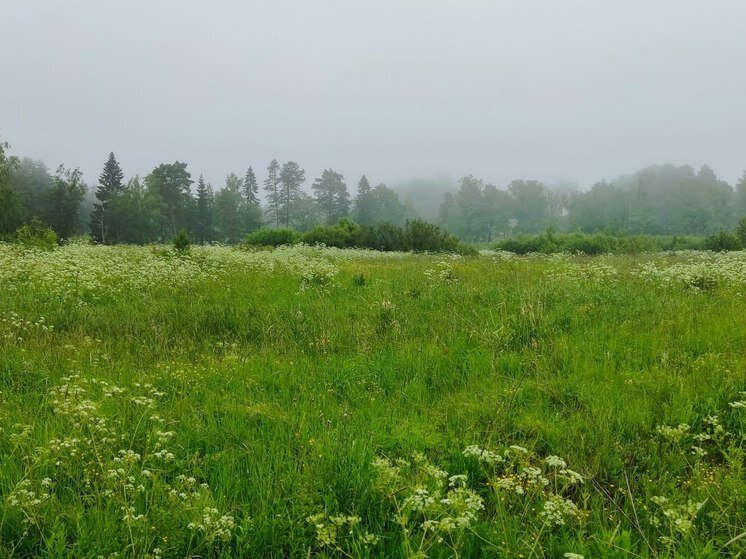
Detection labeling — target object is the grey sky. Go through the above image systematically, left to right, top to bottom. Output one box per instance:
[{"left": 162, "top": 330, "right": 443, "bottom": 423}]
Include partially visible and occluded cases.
[{"left": 2, "top": 0, "right": 745, "bottom": 191}]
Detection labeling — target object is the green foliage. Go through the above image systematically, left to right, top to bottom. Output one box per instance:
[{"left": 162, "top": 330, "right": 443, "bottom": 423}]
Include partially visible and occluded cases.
[
  {"left": 90, "top": 152, "right": 125, "bottom": 244},
  {"left": 145, "top": 161, "right": 193, "bottom": 239},
  {"left": 278, "top": 161, "right": 305, "bottom": 228},
  {"left": 45, "top": 166, "right": 87, "bottom": 240},
  {"left": 312, "top": 169, "right": 350, "bottom": 224},
  {"left": 194, "top": 175, "right": 214, "bottom": 244},
  {"left": 353, "top": 182, "right": 413, "bottom": 226},
  {"left": 735, "top": 217, "right": 746, "bottom": 246},
  {"left": 14, "top": 218, "right": 57, "bottom": 250},
  {"left": 301, "top": 218, "right": 474, "bottom": 254},
  {"left": 302, "top": 218, "right": 360, "bottom": 248},
  {"left": 404, "top": 218, "right": 466, "bottom": 253},
  {"left": 243, "top": 227, "right": 299, "bottom": 247},
  {"left": 172, "top": 230, "right": 192, "bottom": 253},
  {"left": 495, "top": 230, "right": 707, "bottom": 254},
  {"left": 704, "top": 231, "right": 741, "bottom": 252},
  {"left": 1, "top": 245, "right": 745, "bottom": 558}
]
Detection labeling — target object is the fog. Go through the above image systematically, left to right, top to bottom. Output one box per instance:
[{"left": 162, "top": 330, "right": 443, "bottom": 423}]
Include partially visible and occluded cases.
[{"left": 2, "top": 0, "right": 745, "bottom": 189}]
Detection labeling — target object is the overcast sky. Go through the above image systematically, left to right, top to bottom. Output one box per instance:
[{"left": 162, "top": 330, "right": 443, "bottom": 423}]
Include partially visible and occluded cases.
[{"left": 1, "top": 0, "right": 745, "bottom": 191}]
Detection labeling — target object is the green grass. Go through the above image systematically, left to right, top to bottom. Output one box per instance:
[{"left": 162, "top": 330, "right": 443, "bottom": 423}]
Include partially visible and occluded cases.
[{"left": 0, "top": 244, "right": 744, "bottom": 558}]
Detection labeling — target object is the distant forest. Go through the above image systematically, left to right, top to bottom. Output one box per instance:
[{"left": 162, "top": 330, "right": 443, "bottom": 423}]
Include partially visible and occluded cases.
[{"left": 2, "top": 138, "right": 746, "bottom": 244}]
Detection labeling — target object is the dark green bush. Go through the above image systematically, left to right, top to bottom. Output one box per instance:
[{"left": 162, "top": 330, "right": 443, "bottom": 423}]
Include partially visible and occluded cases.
[
  {"left": 15, "top": 218, "right": 57, "bottom": 250},
  {"left": 300, "top": 218, "right": 473, "bottom": 254},
  {"left": 302, "top": 219, "right": 361, "bottom": 248},
  {"left": 404, "top": 219, "right": 463, "bottom": 253},
  {"left": 357, "top": 222, "right": 407, "bottom": 252},
  {"left": 244, "top": 228, "right": 299, "bottom": 247},
  {"left": 495, "top": 230, "right": 708, "bottom": 255},
  {"left": 172, "top": 231, "right": 192, "bottom": 253},
  {"left": 704, "top": 231, "right": 741, "bottom": 252},
  {"left": 494, "top": 234, "right": 547, "bottom": 254}
]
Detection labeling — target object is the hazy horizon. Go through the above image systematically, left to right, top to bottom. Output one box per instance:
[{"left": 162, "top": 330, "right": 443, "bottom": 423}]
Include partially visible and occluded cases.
[{"left": 2, "top": 1, "right": 745, "bottom": 190}]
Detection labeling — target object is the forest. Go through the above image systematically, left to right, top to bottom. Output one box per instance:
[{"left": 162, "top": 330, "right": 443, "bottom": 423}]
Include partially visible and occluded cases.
[{"left": 2, "top": 138, "right": 746, "bottom": 246}]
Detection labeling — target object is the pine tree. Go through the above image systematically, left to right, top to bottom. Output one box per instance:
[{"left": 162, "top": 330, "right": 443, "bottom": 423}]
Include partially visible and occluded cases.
[
  {"left": 90, "top": 152, "right": 124, "bottom": 243},
  {"left": 264, "top": 159, "right": 281, "bottom": 226},
  {"left": 279, "top": 161, "right": 305, "bottom": 227},
  {"left": 243, "top": 167, "right": 259, "bottom": 205},
  {"left": 312, "top": 169, "right": 350, "bottom": 224},
  {"left": 195, "top": 175, "right": 214, "bottom": 244},
  {"left": 353, "top": 175, "right": 375, "bottom": 224}
]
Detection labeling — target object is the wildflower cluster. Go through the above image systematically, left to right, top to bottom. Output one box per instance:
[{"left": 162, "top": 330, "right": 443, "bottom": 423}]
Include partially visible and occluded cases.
[
  {"left": 0, "top": 243, "right": 349, "bottom": 304},
  {"left": 635, "top": 250, "right": 746, "bottom": 289},
  {"left": 544, "top": 255, "right": 619, "bottom": 285},
  {"left": 424, "top": 256, "right": 460, "bottom": 286},
  {"left": 0, "top": 311, "right": 54, "bottom": 344},
  {"left": 4, "top": 374, "right": 239, "bottom": 557},
  {"left": 656, "top": 409, "right": 738, "bottom": 462},
  {"left": 464, "top": 445, "right": 585, "bottom": 529},
  {"left": 372, "top": 452, "right": 484, "bottom": 557},
  {"left": 649, "top": 496, "right": 707, "bottom": 543},
  {"left": 306, "top": 512, "right": 378, "bottom": 555}
]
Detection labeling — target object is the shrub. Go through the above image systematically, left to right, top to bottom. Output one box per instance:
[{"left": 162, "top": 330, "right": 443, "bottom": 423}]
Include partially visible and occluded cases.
[
  {"left": 15, "top": 218, "right": 57, "bottom": 250},
  {"left": 302, "top": 219, "right": 361, "bottom": 248},
  {"left": 405, "top": 219, "right": 462, "bottom": 253},
  {"left": 357, "top": 222, "right": 407, "bottom": 252},
  {"left": 244, "top": 228, "right": 299, "bottom": 247},
  {"left": 495, "top": 230, "right": 709, "bottom": 255},
  {"left": 172, "top": 231, "right": 192, "bottom": 253},
  {"left": 704, "top": 231, "right": 741, "bottom": 252},
  {"left": 564, "top": 232, "right": 610, "bottom": 255},
  {"left": 494, "top": 234, "right": 546, "bottom": 254}
]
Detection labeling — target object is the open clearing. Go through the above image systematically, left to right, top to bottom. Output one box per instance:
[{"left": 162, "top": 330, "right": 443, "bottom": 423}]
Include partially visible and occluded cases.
[{"left": 1, "top": 244, "right": 744, "bottom": 558}]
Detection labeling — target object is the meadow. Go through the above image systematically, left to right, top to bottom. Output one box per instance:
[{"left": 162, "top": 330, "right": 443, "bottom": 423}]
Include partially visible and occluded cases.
[{"left": 0, "top": 243, "right": 744, "bottom": 558}]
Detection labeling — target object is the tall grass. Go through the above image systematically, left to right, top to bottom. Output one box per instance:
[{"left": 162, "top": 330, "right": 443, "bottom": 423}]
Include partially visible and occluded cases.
[{"left": 0, "top": 244, "right": 744, "bottom": 558}]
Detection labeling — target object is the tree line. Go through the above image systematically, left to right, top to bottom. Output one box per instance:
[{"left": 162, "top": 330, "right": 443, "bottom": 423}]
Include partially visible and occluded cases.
[
  {"left": 2, "top": 136, "right": 746, "bottom": 244},
  {"left": 0, "top": 143, "right": 418, "bottom": 243},
  {"left": 440, "top": 165, "right": 746, "bottom": 242}
]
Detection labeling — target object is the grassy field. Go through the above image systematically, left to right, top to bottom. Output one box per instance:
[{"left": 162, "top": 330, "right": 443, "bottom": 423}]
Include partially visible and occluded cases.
[{"left": 0, "top": 243, "right": 744, "bottom": 559}]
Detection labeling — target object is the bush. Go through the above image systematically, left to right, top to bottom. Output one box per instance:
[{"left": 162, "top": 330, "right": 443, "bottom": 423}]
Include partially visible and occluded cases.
[
  {"left": 15, "top": 218, "right": 57, "bottom": 250},
  {"left": 302, "top": 219, "right": 361, "bottom": 248},
  {"left": 405, "top": 219, "right": 462, "bottom": 253},
  {"left": 357, "top": 222, "right": 407, "bottom": 252},
  {"left": 243, "top": 227, "right": 299, "bottom": 247},
  {"left": 494, "top": 230, "right": 709, "bottom": 255},
  {"left": 172, "top": 231, "right": 192, "bottom": 253},
  {"left": 704, "top": 231, "right": 741, "bottom": 252},
  {"left": 564, "top": 232, "right": 610, "bottom": 255},
  {"left": 494, "top": 234, "right": 547, "bottom": 254}
]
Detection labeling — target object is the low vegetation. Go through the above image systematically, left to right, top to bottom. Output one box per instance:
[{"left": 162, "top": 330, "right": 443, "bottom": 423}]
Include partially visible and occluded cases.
[
  {"left": 246, "top": 219, "right": 476, "bottom": 255},
  {"left": 493, "top": 230, "right": 707, "bottom": 255},
  {"left": 1, "top": 243, "right": 744, "bottom": 558}
]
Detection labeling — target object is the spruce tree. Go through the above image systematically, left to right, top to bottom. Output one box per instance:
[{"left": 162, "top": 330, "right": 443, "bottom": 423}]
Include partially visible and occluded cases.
[
  {"left": 90, "top": 152, "right": 124, "bottom": 243},
  {"left": 264, "top": 159, "right": 281, "bottom": 226},
  {"left": 243, "top": 167, "right": 259, "bottom": 205},
  {"left": 195, "top": 175, "right": 214, "bottom": 244},
  {"left": 353, "top": 175, "right": 375, "bottom": 224}
]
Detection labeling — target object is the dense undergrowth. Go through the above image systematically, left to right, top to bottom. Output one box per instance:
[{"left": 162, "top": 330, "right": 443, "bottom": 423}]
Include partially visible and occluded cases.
[{"left": 0, "top": 243, "right": 744, "bottom": 558}]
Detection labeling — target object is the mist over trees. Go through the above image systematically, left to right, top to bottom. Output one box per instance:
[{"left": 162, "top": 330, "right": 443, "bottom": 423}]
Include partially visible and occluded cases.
[
  {"left": 2, "top": 135, "right": 746, "bottom": 245},
  {"left": 438, "top": 165, "right": 746, "bottom": 242}
]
